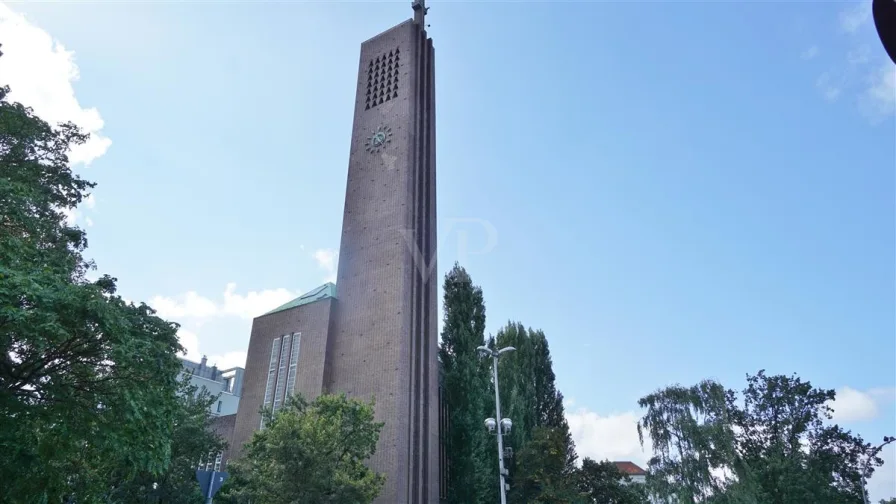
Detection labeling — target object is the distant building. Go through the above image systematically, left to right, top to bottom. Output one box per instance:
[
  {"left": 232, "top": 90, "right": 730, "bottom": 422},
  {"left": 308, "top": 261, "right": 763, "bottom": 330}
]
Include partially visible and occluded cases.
[
  {"left": 179, "top": 356, "right": 243, "bottom": 472},
  {"left": 180, "top": 356, "right": 244, "bottom": 417},
  {"left": 614, "top": 461, "right": 647, "bottom": 484},
  {"left": 614, "top": 462, "right": 666, "bottom": 504}
]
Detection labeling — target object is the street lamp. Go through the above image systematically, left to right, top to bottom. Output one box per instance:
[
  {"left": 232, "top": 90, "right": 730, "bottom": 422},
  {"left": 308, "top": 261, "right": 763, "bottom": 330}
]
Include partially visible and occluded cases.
[
  {"left": 477, "top": 344, "right": 516, "bottom": 504},
  {"left": 861, "top": 435, "right": 895, "bottom": 504}
]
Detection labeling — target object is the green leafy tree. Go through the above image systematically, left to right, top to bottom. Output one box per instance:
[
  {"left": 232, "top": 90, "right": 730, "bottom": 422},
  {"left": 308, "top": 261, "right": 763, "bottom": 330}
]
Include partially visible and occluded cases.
[
  {"left": 0, "top": 70, "right": 183, "bottom": 502},
  {"left": 439, "top": 263, "right": 495, "bottom": 503},
  {"left": 494, "top": 322, "right": 536, "bottom": 454},
  {"left": 492, "top": 323, "right": 577, "bottom": 503},
  {"left": 530, "top": 329, "right": 577, "bottom": 472},
  {"left": 637, "top": 371, "right": 884, "bottom": 504},
  {"left": 735, "top": 371, "right": 879, "bottom": 504},
  {"left": 107, "top": 376, "right": 228, "bottom": 503},
  {"left": 637, "top": 379, "right": 738, "bottom": 503},
  {"left": 220, "top": 393, "right": 385, "bottom": 504},
  {"left": 509, "top": 427, "right": 583, "bottom": 504},
  {"left": 577, "top": 459, "right": 650, "bottom": 504},
  {"left": 879, "top": 498, "right": 896, "bottom": 504}
]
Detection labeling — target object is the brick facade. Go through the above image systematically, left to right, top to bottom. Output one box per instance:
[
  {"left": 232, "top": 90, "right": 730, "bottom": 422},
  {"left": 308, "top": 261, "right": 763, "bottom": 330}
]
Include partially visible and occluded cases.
[{"left": 227, "top": 10, "right": 439, "bottom": 504}]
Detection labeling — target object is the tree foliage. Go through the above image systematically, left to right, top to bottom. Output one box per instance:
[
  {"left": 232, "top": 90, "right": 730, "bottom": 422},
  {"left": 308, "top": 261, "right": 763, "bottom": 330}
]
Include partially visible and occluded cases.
[
  {"left": 0, "top": 69, "right": 184, "bottom": 502},
  {"left": 439, "top": 263, "right": 495, "bottom": 503},
  {"left": 493, "top": 322, "right": 578, "bottom": 503},
  {"left": 637, "top": 370, "right": 885, "bottom": 504},
  {"left": 107, "top": 376, "right": 228, "bottom": 503},
  {"left": 220, "top": 393, "right": 385, "bottom": 504},
  {"left": 510, "top": 426, "right": 583, "bottom": 504},
  {"left": 577, "top": 458, "right": 650, "bottom": 504}
]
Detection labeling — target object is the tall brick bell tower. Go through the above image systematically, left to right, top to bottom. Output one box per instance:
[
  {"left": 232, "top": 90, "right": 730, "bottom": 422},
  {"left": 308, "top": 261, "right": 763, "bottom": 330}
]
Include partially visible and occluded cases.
[
  {"left": 326, "top": 0, "right": 438, "bottom": 502},
  {"left": 228, "top": 1, "right": 439, "bottom": 503}
]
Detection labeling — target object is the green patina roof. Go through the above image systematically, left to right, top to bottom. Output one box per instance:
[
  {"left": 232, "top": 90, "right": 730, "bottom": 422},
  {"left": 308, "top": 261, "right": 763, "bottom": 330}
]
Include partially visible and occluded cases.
[{"left": 263, "top": 282, "right": 337, "bottom": 316}]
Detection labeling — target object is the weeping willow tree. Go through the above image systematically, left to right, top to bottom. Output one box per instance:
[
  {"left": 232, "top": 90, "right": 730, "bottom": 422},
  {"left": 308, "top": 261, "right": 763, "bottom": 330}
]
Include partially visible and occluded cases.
[{"left": 637, "top": 371, "right": 884, "bottom": 504}]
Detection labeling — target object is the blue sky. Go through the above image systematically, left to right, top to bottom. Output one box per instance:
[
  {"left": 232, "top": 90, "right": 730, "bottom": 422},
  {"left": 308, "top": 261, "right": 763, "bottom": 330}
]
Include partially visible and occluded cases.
[{"left": 1, "top": 0, "right": 894, "bottom": 498}]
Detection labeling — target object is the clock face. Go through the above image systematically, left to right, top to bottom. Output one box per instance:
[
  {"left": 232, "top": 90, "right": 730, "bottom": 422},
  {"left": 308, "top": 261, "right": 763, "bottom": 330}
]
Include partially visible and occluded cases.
[{"left": 365, "top": 125, "right": 393, "bottom": 153}]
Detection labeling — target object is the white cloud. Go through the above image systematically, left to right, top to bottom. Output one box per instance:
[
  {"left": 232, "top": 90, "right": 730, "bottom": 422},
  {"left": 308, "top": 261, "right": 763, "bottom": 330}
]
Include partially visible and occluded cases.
[
  {"left": 839, "top": 2, "right": 872, "bottom": 33},
  {"left": 0, "top": 3, "right": 111, "bottom": 165},
  {"left": 801, "top": 45, "right": 819, "bottom": 60},
  {"left": 846, "top": 45, "right": 871, "bottom": 65},
  {"left": 860, "top": 63, "right": 896, "bottom": 120},
  {"left": 817, "top": 71, "right": 844, "bottom": 102},
  {"left": 314, "top": 248, "right": 338, "bottom": 284},
  {"left": 221, "top": 282, "right": 298, "bottom": 319},
  {"left": 151, "top": 283, "right": 299, "bottom": 321},
  {"left": 152, "top": 291, "right": 219, "bottom": 319},
  {"left": 177, "top": 328, "right": 246, "bottom": 369},
  {"left": 177, "top": 329, "right": 201, "bottom": 361},
  {"left": 206, "top": 351, "right": 248, "bottom": 370},
  {"left": 829, "top": 386, "right": 896, "bottom": 422},
  {"left": 567, "top": 408, "right": 650, "bottom": 467}
]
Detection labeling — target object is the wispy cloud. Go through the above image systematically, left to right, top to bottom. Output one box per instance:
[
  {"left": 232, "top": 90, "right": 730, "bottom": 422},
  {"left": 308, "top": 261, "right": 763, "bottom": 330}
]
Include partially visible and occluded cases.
[
  {"left": 839, "top": 1, "right": 872, "bottom": 33},
  {"left": 810, "top": 4, "right": 894, "bottom": 121},
  {"left": 801, "top": 45, "right": 819, "bottom": 60},
  {"left": 860, "top": 62, "right": 896, "bottom": 120},
  {"left": 816, "top": 71, "right": 844, "bottom": 102},
  {"left": 313, "top": 248, "right": 338, "bottom": 284},
  {"left": 828, "top": 386, "right": 896, "bottom": 422}
]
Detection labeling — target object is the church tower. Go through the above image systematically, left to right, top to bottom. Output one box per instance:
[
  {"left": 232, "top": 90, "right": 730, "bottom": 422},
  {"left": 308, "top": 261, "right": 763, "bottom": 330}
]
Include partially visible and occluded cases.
[
  {"left": 325, "top": 1, "right": 439, "bottom": 502},
  {"left": 229, "top": 3, "right": 439, "bottom": 502}
]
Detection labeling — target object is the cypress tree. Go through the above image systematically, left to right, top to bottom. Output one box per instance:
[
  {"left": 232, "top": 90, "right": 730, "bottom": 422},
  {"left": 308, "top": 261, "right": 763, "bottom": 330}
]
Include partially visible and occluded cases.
[
  {"left": 439, "top": 264, "right": 493, "bottom": 503},
  {"left": 493, "top": 323, "right": 578, "bottom": 502},
  {"left": 530, "top": 330, "right": 577, "bottom": 472}
]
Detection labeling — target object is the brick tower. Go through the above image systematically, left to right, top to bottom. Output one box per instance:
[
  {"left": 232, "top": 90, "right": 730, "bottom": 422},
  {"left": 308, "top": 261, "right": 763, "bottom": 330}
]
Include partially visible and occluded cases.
[
  {"left": 325, "top": 1, "right": 438, "bottom": 501},
  {"left": 229, "top": 2, "right": 439, "bottom": 502}
]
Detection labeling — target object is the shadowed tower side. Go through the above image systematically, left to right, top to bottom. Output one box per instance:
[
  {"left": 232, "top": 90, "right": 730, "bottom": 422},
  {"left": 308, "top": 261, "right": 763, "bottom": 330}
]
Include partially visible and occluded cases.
[{"left": 324, "top": 1, "right": 438, "bottom": 503}]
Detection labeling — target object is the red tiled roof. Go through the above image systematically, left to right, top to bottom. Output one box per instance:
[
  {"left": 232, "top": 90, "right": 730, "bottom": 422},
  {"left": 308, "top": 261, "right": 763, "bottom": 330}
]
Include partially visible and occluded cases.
[{"left": 613, "top": 461, "right": 647, "bottom": 476}]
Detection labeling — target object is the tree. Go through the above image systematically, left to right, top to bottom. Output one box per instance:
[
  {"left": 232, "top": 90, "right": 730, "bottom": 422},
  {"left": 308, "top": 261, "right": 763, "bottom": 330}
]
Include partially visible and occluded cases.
[
  {"left": 0, "top": 69, "right": 183, "bottom": 502},
  {"left": 439, "top": 263, "right": 495, "bottom": 503},
  {"left": 493, "top": 323, "right": 578, "bottom": 503},
  {"left": 530, "top": 329, "right": 577, "bottom": 472},
  {"left": 637, "top": 370, "right": 885, "bottom": 504},
  {"left": 735, "top": 371, "right": 879, "bottom": 503},
  {"left": 106, "top": 376, "right": 228, "bottom": 503},
  {"left": 637, "top": 380, "right": 738, "bottom": 503},
  {"left": 220, "top": 393, "right": 385, "bottom": 504},
  {"left": 509, "top": 426, "right": 583, "bottom": 504},
  {"left": 577, "top": 459, "right": 650, "bottom": 504},
  {"left": 879, "top": 498, "right": 896, "bottom": 504}
]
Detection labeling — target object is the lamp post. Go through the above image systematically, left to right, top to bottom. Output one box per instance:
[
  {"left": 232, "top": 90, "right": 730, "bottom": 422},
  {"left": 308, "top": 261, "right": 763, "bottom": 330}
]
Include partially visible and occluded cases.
[
  {"left": 478, "top": 344, "right": 516, "bottom": 504},
  {"left": 861, "top": 435, "right": 895, "bottom": 504}
]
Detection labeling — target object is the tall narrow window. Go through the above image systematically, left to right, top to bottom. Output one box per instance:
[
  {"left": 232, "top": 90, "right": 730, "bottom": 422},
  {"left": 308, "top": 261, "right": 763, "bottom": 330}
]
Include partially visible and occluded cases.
[
  {"left": 285, "top": 332, "right": 302, "bottom": 397},
  {"left": 272, "top": 334, "right": 291, "bottom": 412},
  {"left": 260, "top": 337, "right": 281, "bottom": 428},
  {"left": 216, "top": 401, "right": 222, "bottom": 414}
]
